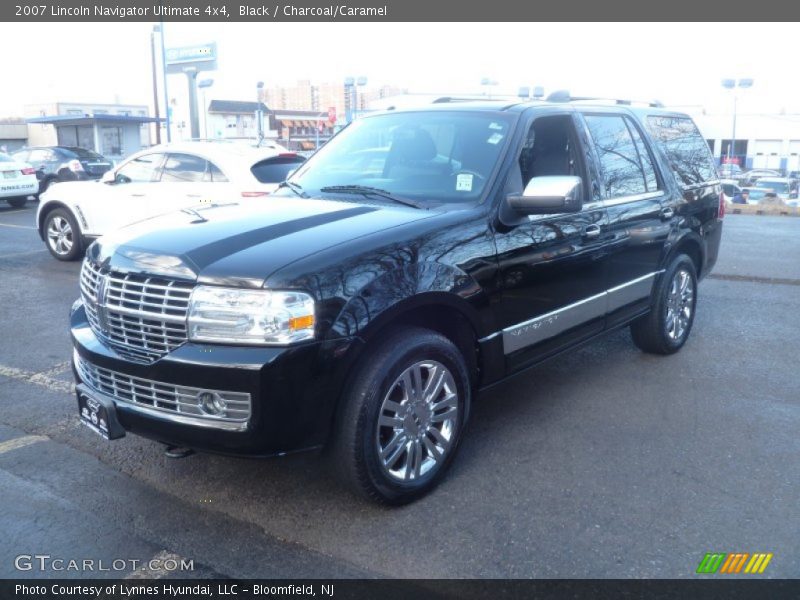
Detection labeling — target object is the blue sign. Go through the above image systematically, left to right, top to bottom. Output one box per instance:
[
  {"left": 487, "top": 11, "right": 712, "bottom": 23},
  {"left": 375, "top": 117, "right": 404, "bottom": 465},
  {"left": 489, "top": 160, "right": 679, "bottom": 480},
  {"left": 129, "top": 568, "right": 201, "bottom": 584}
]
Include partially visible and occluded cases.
[{"left": 165, "top": 43, "right": 216, "bottom": 66}]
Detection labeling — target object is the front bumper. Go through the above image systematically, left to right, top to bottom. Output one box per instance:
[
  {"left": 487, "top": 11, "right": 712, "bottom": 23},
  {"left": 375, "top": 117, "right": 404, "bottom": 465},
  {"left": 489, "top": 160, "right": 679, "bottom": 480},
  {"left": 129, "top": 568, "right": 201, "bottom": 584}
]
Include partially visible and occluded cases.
[{"left": 71, "top": 302, "right": 361, "bottom": 456}]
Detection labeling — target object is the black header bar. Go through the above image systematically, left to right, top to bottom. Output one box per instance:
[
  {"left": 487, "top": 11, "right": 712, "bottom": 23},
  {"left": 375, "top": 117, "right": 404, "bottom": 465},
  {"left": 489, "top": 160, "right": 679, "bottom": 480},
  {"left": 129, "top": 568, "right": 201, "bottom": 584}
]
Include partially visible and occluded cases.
[
  {"left": 3, "top": 0, "right": 800, "bottom": 21},
  {"left": 3, "top": 579, "right": 800, "bottom": 600}
]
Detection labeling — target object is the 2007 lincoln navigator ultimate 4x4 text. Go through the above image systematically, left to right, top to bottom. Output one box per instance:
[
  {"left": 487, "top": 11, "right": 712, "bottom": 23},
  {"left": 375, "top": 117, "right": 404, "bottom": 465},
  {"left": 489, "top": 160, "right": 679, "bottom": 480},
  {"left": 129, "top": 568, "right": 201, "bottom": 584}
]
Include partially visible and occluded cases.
[{"left": 71, "top": 96, "right": 723, "bottom": 504}]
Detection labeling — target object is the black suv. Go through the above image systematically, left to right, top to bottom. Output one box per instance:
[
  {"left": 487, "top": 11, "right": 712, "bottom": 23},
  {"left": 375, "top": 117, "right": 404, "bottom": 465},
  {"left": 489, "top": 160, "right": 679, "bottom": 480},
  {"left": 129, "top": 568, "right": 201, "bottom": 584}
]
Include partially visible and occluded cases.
[
  {"left": 71, "top": 99, "right": 723, "bottom": 504},
  {"left": 12, "top": 146, "right": 113, "bottom": 194}
]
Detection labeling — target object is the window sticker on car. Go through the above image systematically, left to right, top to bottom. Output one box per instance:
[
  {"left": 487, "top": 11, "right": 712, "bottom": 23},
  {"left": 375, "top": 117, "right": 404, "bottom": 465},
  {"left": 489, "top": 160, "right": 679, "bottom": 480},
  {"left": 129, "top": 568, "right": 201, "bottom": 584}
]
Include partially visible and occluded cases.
[
  {"left": 489, "top": 122, "right": 504, "bottom": 130},
  {"left": 487, "top": 133, "right": 504, "bottom": 145},
  {"left": 456, "top": 173, "right": 473, "bottom": 192}
]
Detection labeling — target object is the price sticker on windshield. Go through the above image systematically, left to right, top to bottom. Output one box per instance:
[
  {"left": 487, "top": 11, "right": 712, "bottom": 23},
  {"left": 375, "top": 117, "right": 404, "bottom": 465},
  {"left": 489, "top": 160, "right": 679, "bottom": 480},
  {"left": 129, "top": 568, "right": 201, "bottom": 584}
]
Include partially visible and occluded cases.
[{"left": 456, "top": 173, "right": 474, "bottom": 192}]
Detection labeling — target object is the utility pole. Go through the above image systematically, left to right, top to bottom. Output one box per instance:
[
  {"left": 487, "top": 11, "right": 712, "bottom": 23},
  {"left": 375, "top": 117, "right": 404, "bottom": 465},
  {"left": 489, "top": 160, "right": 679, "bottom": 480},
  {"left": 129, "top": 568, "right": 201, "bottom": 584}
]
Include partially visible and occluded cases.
[{"left": 150, "top": 26, "right": 161, "bottom": 144}]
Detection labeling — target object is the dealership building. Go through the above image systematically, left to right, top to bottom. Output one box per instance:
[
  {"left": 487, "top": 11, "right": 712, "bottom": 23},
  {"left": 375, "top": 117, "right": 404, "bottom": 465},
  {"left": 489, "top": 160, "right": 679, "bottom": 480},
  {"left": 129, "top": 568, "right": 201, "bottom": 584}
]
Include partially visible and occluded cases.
[
  {"left": 23, "top": 102, "right": 160, "bottom": 161},
  {"left": 690, "top": 110, "right": 800, "bottom": 172}
]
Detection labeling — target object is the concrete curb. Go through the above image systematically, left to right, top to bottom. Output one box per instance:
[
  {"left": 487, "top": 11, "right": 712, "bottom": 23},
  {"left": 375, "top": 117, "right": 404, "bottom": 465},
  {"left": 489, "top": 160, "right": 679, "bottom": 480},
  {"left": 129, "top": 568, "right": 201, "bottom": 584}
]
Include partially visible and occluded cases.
[{"left": 727, "top": 203, "right": 799, "bottom": 217}]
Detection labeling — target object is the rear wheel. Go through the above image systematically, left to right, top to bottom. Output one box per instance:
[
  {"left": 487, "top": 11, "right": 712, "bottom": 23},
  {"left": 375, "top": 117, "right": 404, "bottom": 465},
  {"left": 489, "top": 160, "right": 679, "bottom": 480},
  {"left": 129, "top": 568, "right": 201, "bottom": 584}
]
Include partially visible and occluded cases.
[
  {"left": 6, "top": 197, "right": 27, "bottom": 208},
  {"left": 44, "top": 208, "right": 83, "bottom": 261},
  {"left": 631, "top": 254, "right": 697, "bottom": 354},
  {"left": 331, "top": 327, "right": 471, "bottom": 504}
]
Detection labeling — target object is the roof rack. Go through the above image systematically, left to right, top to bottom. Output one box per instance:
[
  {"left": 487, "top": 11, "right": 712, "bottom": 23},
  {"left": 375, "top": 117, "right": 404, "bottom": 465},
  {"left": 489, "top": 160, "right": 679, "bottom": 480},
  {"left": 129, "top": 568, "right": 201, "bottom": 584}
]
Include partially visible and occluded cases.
[
  {"left": 545, "top": 90, "right": 664, "bottom": 108},
  {"left": 432, "top": 96, "right": 518, "bottom": 104}
]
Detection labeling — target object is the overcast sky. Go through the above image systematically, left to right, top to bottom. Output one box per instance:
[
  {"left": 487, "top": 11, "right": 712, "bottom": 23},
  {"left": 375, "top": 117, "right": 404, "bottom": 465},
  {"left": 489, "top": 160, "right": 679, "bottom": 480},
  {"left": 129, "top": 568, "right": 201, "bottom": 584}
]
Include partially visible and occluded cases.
[{"left": 1, "top": 22, "right": 798, "bottom": 119}]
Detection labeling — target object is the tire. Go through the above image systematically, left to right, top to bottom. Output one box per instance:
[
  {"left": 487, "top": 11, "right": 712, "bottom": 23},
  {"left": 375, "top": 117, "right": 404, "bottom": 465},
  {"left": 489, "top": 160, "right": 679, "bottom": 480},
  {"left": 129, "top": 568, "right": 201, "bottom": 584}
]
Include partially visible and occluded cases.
[
  {"left": 6, "top": 197, "right": 27, "bottom": 208},
  {"left": 43, "top": 208, "right": 84, "bottom": 261},
  {"left": 630, "top": 254, "right": 698, "bottom": 355},
  {"left": 331, "top": 326, "right": 471, "bottom": 505}
]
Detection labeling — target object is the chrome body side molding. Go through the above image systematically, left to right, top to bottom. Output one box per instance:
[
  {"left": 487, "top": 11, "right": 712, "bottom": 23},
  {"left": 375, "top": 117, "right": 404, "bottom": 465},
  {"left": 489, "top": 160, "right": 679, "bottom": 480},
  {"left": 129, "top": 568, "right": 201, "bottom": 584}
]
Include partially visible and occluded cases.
[{"left": 480, "top": 271, "right": 664, "bottom": 353}]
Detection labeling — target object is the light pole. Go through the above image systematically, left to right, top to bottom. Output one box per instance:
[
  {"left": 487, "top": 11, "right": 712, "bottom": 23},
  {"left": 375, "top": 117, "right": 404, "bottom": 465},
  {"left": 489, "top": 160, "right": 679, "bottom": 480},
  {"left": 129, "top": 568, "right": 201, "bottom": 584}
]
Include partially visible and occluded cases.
[
  {"left": 154, "top": 23, "right": 171, "bottom": 142},
  {"left": 149, "top": 26, "right": 161, "bottom": 144},
  {"left": 344, "top": 76, "right": 367, "bottom": 123},
  {"left": 355, "top": 76, "right": 367, "bottom": 120},
  {"left": 480, "top": 77, "right": 498, "bottom": 99},
  {"left": 198, "top": 78, "right": 213, "bottom": 139},
  {"left": 721, "top": 78, "right": 753, "bottom": 167},
  {"left": 256, "top": 81, "right": 265, "bottom": 145}
]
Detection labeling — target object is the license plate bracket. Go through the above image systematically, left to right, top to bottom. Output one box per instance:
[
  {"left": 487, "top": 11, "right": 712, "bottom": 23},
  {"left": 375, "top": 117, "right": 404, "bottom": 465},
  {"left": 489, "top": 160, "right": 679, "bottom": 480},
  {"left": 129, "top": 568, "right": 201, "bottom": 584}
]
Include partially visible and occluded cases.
[{"left": 76, "top": 384, "right": 126, "bottom": 440}]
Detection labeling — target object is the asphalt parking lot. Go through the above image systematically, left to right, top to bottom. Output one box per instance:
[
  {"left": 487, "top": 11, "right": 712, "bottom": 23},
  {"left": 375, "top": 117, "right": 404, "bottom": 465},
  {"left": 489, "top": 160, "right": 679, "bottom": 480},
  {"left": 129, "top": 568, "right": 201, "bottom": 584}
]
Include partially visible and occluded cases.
[{"left": 0, "top": 200, "right": 798, "bottom": 579}]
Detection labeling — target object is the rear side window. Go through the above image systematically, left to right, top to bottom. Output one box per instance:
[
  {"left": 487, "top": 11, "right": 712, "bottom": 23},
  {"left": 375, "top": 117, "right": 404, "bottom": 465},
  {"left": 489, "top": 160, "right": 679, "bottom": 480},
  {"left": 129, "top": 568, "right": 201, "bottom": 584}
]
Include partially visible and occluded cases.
[
  {"left": 584, "top": 114, "right": 659, "bottom": 198},
  {"left": 647, "top": 116, "right": 717, "bottom": 187},
  {"left": 66, "top": 147, "right": 105, "bottom": 160},
  {"left": 161, "top": 153, "right": 208, "bottom": 183},
  {"left": 251, "top": 156, "right": 305, "bottom": 184},
  {"left": 208, "top": 161, "right": 228, "bottom": 182}
]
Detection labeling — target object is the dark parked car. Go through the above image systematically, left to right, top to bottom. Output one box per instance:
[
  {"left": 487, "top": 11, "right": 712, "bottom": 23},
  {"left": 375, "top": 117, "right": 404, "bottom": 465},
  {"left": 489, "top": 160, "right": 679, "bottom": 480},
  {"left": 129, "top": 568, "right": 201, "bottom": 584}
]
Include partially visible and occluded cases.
[
  {"left": 71, "top": 99, "right": 723, "bottom": 504},
  {"left": 11, "top": 146, "right": 113, "bottom": 195}
]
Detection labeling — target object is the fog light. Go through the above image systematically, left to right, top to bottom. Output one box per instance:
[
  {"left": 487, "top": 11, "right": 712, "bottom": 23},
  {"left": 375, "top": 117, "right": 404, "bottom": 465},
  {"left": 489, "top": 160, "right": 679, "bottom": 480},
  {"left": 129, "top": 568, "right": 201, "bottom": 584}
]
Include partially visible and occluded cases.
[{"left": 198, "top": 391, "right": 227, "bottom": 416}]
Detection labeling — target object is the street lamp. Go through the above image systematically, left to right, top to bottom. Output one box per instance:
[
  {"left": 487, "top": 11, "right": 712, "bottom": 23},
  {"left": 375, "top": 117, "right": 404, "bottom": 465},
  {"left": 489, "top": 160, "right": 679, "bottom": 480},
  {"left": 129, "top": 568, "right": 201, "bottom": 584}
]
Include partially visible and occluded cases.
[
  {"left": 152, "top": 24, "right": 171, "bottom": 142},
  {"left": 344, "top": 76, "right": 368, "bottom": 123},
  {"left": 480, "top": 77, "right": 498, "bottom": 99},
  {"left": 198, "top": 78, "right": 214, "bottom": 139},
  {"left": 721, "top": 78, "right": 753, "bottom": 167},
  {"left": 256, "top": 81, "right": 265, "bottom": 145}
]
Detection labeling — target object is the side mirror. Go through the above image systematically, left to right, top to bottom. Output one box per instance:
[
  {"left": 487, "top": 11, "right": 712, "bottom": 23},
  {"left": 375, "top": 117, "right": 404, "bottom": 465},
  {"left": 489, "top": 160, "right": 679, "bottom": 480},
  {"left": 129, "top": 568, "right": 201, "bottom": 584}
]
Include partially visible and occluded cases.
[
  {"left": 101, "top": 170, "right": 115, "bottom": 184},
  {"left": 508, "top": 176, "right": 583, "bottom": 215}
]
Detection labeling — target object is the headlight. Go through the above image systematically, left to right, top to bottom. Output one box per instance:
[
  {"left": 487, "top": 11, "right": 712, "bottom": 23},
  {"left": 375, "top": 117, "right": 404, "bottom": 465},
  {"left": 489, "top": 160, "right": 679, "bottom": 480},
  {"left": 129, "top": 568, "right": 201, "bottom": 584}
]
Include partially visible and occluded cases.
[{"left": 187, "top": 286, "right": 315, "bottom": 345}]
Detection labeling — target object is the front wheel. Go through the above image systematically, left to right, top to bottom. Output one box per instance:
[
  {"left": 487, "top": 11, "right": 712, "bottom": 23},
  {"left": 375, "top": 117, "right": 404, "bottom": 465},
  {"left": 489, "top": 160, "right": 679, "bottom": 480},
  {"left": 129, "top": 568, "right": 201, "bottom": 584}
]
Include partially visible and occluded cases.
[
  {"left": 43, "top": 208, "right": 84, "bottom": 261},
  {"left": 631, "top": 254, "right": 698, "bottom": 354},
  {"left": 331, "top": 327, "right": 471, "bottom": 505}
]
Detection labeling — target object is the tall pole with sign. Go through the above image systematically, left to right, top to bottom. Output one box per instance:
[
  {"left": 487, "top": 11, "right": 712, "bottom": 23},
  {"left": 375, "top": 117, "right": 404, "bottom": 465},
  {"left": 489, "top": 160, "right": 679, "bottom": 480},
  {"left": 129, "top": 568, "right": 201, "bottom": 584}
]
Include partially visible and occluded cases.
[{"left": 165, "top": 43, "right": 217, "bottom": 143}]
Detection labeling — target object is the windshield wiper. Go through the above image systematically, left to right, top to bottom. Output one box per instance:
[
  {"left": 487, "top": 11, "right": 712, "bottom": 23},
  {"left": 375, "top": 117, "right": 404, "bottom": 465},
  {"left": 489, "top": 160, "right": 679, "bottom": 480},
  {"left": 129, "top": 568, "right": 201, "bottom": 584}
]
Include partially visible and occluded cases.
[
  {"left": 277, "top": 180, "right": 309, "bottom": 198},
  {"left": 318, "top": 185, "right": 426, "bottom": 209}
]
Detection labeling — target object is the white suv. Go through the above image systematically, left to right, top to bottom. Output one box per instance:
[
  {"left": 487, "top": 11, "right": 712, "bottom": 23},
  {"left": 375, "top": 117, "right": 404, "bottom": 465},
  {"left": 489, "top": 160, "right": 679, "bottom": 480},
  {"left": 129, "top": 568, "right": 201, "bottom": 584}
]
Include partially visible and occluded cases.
[{"left": 36, "top": 141, "right": 305, "bottom": 260}]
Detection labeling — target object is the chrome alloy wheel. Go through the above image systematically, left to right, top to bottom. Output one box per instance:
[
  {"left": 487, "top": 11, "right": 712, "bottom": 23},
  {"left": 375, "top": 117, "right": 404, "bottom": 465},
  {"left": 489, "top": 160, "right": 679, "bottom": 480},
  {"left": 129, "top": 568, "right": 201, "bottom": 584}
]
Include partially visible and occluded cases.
[
  {"left": 47, "top": 216, "right": 74, "bottom": 256},
  {"left": 665, "top": 268, "right": 694, "bottom": 341},
  {"left": 376, "top": 360, "right": 459, "bottom": 482}
]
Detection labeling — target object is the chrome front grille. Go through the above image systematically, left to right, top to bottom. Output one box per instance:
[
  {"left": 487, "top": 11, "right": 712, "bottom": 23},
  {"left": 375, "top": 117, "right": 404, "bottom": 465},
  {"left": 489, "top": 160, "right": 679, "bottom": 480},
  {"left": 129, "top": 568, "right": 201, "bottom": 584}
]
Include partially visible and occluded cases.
[
  {"left": 80, "top": 259, "right": 194, "bottom": 362},
  {"left": 75, "top": 351, "right": 251, "bottom": 429}
]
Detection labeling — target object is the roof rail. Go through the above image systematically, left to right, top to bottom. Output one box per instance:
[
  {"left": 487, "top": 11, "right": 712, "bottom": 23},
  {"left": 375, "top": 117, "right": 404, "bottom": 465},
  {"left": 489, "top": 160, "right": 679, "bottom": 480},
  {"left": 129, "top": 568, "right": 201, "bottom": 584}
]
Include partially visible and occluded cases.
[
  {"left": 545, "top": 90, "right": 664, "bottom": 108},
  {"left": 432, "top": 96, "right": 518, "bottom": 104}
]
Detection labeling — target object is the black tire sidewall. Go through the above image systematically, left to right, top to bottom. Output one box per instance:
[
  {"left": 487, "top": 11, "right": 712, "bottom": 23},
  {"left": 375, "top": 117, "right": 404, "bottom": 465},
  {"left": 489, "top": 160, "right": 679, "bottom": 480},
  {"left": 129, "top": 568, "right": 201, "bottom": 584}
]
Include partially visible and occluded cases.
[
  {"left": 7, "top": 197, "right": 27, "bottom": 208},
  {"left": 44, "top": 208, "right": 82, "bottom": 261},
  {"left": 654, "top": 256, "right": 698, "bottom": 351},
  {"left": 350, "top": 330, "right": 471, "bottom": 504}
]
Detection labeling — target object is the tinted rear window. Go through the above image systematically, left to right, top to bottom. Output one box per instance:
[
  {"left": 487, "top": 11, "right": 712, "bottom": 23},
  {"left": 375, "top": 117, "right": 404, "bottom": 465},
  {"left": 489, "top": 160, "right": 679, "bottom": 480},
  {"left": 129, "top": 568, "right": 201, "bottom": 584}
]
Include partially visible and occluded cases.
[
  {"left": 647, "top": 116, "right": 717, "bottom": 187},
  {"left": 63, "top": 147, "right": 105, "bottom": 160},
  {"left": 251, "top": 156, "right": 305, "bottom": 184}
]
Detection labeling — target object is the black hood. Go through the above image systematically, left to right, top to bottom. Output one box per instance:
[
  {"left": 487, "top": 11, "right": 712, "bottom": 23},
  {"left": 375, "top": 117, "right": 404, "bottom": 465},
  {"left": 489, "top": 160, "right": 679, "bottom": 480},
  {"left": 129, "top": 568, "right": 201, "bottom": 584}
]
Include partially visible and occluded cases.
[{"left": 90, "top": 199, "right": 436, "bottom": 287}]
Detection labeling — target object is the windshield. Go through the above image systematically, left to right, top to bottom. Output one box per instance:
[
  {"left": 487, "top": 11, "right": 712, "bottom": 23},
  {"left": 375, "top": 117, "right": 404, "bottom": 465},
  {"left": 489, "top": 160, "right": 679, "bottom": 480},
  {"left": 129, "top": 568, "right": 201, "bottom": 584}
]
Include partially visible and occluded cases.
[
  {"left": 286, "top": 111, "right": 513, "bottom": 203},
  {"left": 755, "top": 180, "right": 789, "bottom": 193}
]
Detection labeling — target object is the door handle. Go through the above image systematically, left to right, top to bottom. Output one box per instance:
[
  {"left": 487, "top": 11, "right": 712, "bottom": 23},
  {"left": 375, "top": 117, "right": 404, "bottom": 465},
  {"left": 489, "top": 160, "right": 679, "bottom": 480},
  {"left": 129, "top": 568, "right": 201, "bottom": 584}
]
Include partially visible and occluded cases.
[
  {"left": 129, "top": 193, "right": 145, "bottom": 197},
  {"left": 186, "top": 194, "right": 202, "bottom": 198},
  {"left": 660, "top": 207, "right": 675, "bottom": 220},
  {"left": 582, "top": 224, "right": 601, "bottom": 239}
]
